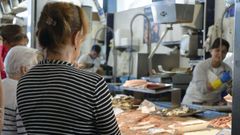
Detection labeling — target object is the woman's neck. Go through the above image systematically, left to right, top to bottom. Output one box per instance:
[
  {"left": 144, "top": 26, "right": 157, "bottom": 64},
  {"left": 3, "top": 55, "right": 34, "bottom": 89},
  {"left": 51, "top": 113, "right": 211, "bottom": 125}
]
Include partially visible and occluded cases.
[{"left": 46, "top": 47, "right": 75, "bottom": 63}]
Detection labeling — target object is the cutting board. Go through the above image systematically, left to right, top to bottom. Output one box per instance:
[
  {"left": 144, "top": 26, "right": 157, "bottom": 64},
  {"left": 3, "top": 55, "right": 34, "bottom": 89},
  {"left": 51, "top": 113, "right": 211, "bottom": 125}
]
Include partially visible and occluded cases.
[{"left": 170, "top": 120, "right": 210, "bottom": 134}]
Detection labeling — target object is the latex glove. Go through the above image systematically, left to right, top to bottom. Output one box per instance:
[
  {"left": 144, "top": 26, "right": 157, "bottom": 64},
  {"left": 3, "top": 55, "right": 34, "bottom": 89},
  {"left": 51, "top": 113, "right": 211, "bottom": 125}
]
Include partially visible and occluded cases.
[{"left": 220, "top": 71, "right": 231, "bottom": 83}]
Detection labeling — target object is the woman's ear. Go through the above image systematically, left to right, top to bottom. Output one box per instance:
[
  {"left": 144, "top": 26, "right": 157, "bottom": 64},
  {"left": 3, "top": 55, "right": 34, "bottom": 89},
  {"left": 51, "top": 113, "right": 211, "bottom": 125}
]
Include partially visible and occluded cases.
[
  {"left": 73, "top": 31, "right": 82, "bottom": 49},
  {"left": 20, "top": 66, "right": 28, "bottom": 76}
]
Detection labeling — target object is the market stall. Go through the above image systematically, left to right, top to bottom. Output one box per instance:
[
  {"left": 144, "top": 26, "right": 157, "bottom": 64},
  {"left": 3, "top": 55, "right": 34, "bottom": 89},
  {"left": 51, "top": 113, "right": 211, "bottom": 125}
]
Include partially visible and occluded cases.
[{"left": 112, "top": 94, "right": 231, "bottom": 135}]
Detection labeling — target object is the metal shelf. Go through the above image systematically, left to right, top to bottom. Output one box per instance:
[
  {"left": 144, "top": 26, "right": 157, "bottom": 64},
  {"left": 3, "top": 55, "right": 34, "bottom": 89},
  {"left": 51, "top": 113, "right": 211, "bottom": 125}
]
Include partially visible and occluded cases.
[
  {"left": 115, "top": 45, "right": 139, "bottom": 52},
  {"left": 119, "top": 85, "right": 179, "bottom": 95},
  {"left": 120, "top": 86, "right": 182, "bottom": 107}
]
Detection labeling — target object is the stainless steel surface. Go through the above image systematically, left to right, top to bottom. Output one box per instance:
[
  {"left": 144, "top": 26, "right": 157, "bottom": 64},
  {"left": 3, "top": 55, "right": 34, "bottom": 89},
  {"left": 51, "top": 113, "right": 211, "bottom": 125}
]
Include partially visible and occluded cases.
[
  {"left": 232, "top": 1, "right": 240, "bottom": 135},
  {"left": 149, "top": 2, "right": 194, "bottom": 62},
  {"left": 151, "top": 2, "right": 194, "bottom": 24},
  {"left": 181, "top": 4, "right": 203, "bottom": 30},
  {"left": 130, "top": 14, "right": 152, "bottom": 76},
  {"left": 148, "top": 24, "right": 173, "bottom": 59},
  {"left": 94, "top": 26, "right": 117, "bottom": 83},
  {"left": 180, "top": 34, "right": 198, "bottom": 58},
  {"left": 137, "top": 53, "right": 179, "bottom": 78},
  {"left": 172, "top": 73, "right": 192, "bottom": 84},
  {"left": 120, "top": 85, "right": 180, "bottom": 94},
  {"left": 121, "top": 86, "right": 181, "bottom": 107},
  {"left": 171, "top": 90, "right": 182, "bottom": 107},
  {"left": 200, "top": 105, "right": 231, "bottom": 112}
]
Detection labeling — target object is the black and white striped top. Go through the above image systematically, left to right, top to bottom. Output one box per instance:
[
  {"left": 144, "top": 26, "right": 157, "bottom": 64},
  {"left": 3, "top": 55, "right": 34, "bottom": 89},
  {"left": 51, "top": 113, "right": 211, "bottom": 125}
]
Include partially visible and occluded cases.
[{"left": 17, "top": 59, "right": 121, "bottom": 135}]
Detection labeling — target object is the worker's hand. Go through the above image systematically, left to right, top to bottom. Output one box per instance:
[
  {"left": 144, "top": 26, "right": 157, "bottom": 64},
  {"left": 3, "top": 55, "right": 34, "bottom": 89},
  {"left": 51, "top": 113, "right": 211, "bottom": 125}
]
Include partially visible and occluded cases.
[
  {"left": 73, "top": 62, "right": 87, "bottom": 69},
  {"left": 73, "top": 62, "right": 82, "bottom": 69},
  {"left": 77, "top": 63, "right": 94, "bottom": 69},
  {"left": 77, "top": 63, "right": 88, "bottom": 69},
  {"left": 86, "top": 63, "right": 94, "bottom": 68},
  {"left": 96, "top": 67, "right": 104, "bottom": 75},
  {"left": 220, "top": 71, "right": 231, "bottom": 83},
  {"left": 207, "top": 82, "right": 214, "bottom": 91}
]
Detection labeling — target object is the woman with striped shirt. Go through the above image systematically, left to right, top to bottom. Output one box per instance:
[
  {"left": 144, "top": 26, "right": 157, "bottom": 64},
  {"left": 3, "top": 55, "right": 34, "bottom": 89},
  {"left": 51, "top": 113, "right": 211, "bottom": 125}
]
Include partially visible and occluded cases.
[{"left": 17, "top": 2, "right": 120, "bottom": 135}]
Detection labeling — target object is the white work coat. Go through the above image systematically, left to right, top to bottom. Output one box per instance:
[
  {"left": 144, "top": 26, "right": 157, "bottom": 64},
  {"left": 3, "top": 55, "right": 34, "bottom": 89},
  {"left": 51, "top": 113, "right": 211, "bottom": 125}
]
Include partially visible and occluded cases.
[
  {"left": 78, "top": 54, "right": 101, "bottom": 73},
  {"left": 182, "top": 58, "right": 231, "bottom": 105}
]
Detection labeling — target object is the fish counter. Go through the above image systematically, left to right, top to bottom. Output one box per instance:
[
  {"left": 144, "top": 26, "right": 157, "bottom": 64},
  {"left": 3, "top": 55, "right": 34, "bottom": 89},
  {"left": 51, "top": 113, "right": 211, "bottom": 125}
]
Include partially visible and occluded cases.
[
  {"left": 109, "top": 80, "right": 232, "bottom": 135},
  {"left": 112, "top": 95, "right": 231, "bottom": 135}
]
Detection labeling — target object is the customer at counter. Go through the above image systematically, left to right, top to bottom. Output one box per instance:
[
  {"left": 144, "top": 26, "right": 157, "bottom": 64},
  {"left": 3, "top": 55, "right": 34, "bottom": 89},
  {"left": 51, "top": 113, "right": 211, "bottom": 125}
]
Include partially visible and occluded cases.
[
  {"left": 16, "top": 2, "right": 120, "bottom": 135},
  {"left": 0, "top": 25, "right": 28, "bottom": 79},
  {"left": 182, "top": 38, "right": 231, "bottom": 105},
  {"left": 1, "top": 46, "right": 39, "bottom": 134}
]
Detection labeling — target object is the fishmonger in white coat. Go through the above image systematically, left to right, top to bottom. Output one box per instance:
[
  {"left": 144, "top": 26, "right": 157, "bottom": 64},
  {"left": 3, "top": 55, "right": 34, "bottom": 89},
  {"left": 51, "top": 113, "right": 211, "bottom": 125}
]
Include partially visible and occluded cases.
[{"left": 182, "top": 38, "right": 231, "bottom": 105}]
